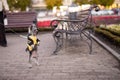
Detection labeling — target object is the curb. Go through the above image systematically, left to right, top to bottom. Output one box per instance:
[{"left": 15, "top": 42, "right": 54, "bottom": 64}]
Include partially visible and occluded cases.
[{"left": 91, "top": 34, "right": 120, "bottom": 61}]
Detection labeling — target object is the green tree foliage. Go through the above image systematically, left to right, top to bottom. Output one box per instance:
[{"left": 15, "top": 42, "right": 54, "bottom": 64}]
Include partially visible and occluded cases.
[
  {"left": 8, "top": 0, "right": 31, "bottom": 11},
  {"left": 44, "top": 0, "right": 55, "bottom": 10},
  {"left": 45, "top": 0, "right": 63, "bottom": 10},
  {"left": 54, "top": 0, "right": 63, "bottom": 9},
  {"left": 74, "top": 0, "right": 89, "bottom": 5},
  {"left": 75, "top": 0, "right": 115, "bottom": 7},
  {"left": 89, "top": 0, "right": 99, "bottom": 5},
  {"left": 98, "top": 0, "right": 115, "bottom": 7}
]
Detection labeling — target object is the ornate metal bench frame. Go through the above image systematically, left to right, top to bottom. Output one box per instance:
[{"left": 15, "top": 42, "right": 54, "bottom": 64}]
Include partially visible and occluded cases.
[{"left": 50, "top": 5, "right": 99, "bottom": 55}]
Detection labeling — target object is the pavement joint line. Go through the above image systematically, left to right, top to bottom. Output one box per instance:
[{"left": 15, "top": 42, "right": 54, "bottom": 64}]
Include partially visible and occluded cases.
[{"left": 91, "top": 34, "right": 120, "bottom": 61}]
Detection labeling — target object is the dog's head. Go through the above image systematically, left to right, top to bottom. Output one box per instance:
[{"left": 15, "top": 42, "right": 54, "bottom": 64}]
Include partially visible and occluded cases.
[{"left": 28, "top": 24, "right": 38, "bottom": 35}]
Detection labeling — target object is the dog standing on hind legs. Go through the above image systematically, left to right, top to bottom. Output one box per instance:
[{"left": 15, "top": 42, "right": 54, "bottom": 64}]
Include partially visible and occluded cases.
[{"left": 26, "top": 25, "right": 40, "bottom": 68}]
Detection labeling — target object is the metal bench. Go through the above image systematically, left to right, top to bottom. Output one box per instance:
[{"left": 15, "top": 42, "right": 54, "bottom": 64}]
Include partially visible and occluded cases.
[
  {"left": 50, "top": 5, "right": 98, "bottom": 55},
  {"left": 5, "top": 11, "right": 37, "bottom": 28}
]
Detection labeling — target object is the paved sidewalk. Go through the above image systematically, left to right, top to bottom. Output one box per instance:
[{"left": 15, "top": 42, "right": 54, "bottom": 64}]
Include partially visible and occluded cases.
[{"left": 0, "top": 32, "right": 120, "bottom": 80}]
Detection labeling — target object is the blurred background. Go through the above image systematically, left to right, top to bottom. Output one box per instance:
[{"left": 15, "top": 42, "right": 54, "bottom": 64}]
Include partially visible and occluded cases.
[{"left": 7, "top": 0, "right": 120, "bottom": 28}]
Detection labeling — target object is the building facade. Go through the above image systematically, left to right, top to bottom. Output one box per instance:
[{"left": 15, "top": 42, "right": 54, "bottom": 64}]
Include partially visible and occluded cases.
[{"left": 114, "top": 0, "right": 120, "bottom": 7}]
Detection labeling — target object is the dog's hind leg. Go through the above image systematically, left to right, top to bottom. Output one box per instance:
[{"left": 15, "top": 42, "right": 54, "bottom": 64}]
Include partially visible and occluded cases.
[
  {"left": 32, "top": 51, "right": 39, "bottom": 66},
  {"left": 28, "top": 52, "right": 32, "bottom": 68}
]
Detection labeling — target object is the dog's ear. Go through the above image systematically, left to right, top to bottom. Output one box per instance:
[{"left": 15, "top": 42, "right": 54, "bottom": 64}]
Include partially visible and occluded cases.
[{"left": 28, "top": 26, "right": 32, "bottom": 34}]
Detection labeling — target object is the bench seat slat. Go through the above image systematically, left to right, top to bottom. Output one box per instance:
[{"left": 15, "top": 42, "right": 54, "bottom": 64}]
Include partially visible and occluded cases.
[
  {"left": 5, "top": 11, "right": 37, "bottom": 28},
  {"left": 6, "top": 24, "right": 32, "bottom": 28}
]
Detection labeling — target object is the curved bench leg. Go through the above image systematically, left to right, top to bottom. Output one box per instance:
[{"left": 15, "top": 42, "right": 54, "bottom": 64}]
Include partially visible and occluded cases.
[
  {"left": 81, "top": 28, "right": 93, "bottom": 54},
  {"left": 53, "top": 31, "right": 63, "bottom": 55},
  {"left": 87, "top": 36, "right": 92, "bottom": 54}
]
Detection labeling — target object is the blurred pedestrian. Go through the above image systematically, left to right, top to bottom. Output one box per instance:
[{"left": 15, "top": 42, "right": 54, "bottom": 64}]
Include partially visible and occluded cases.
[{"left": 0, "top": 0, "right": 9, "bottom": 47}]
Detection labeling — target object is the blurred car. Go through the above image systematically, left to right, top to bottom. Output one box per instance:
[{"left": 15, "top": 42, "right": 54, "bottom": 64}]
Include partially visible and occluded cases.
[
  {"left": 112, "top": 8, "right": 119, "bottom": 14},
  {"left": 36, "top": 10, "right": 58, "bottom": 28},
  {"left": 37, "top": 10, "right": 54, "bottom": 17},
  {"left": 91, "top": 10, "right": 114, "bottom": 15},
  {"left": 107, "top": 10, "right": 114, "bottom": 15},
  {"left": 118, "top": 10, "right": 120, "bottom": 15},
  {"left": 37, "top": 11, "right": 46, "bottom": 17}
]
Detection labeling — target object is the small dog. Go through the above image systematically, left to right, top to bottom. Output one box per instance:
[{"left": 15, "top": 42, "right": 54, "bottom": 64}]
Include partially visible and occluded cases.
[{"left": 26, "top": 25, "right": 40, "bottom": 68}]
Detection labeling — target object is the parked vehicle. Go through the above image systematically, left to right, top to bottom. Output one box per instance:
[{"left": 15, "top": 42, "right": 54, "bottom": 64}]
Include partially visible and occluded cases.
[
  {"left": 112, "top": 8, "right": 119, "bottom": 14},
  {"left": 91, "top": 10, "right": 114, "bottom": 15},
  {"left": 37, "top": 11, "right": 46, "bottom": 17}
]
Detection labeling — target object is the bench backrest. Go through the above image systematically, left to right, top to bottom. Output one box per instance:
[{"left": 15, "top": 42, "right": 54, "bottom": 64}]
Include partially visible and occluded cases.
[
  {"left": 51, "top": 5, "right": 98, "bottom": 32},
  {"left": 66, "top": 9, "right": 93, "bottom": 32},
  {"left": 77, "top": 9, "right": 91, "bottom": 20},
  {"left": 5, "top": 11, "right": 37, "bottom": 28}
]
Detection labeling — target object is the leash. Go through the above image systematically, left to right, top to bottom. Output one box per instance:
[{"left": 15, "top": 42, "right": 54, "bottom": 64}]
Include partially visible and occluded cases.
[
  {"left": 0, "top": 22, "right": 27, "bottom": 39},
  {"left": 7, "top": 28, "right": 27, "bottom": 39}
]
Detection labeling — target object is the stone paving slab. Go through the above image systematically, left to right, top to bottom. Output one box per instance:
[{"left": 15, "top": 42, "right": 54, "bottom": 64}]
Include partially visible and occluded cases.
[{"left": 0, "top": 32, "right": 120, "bottom": 80}]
